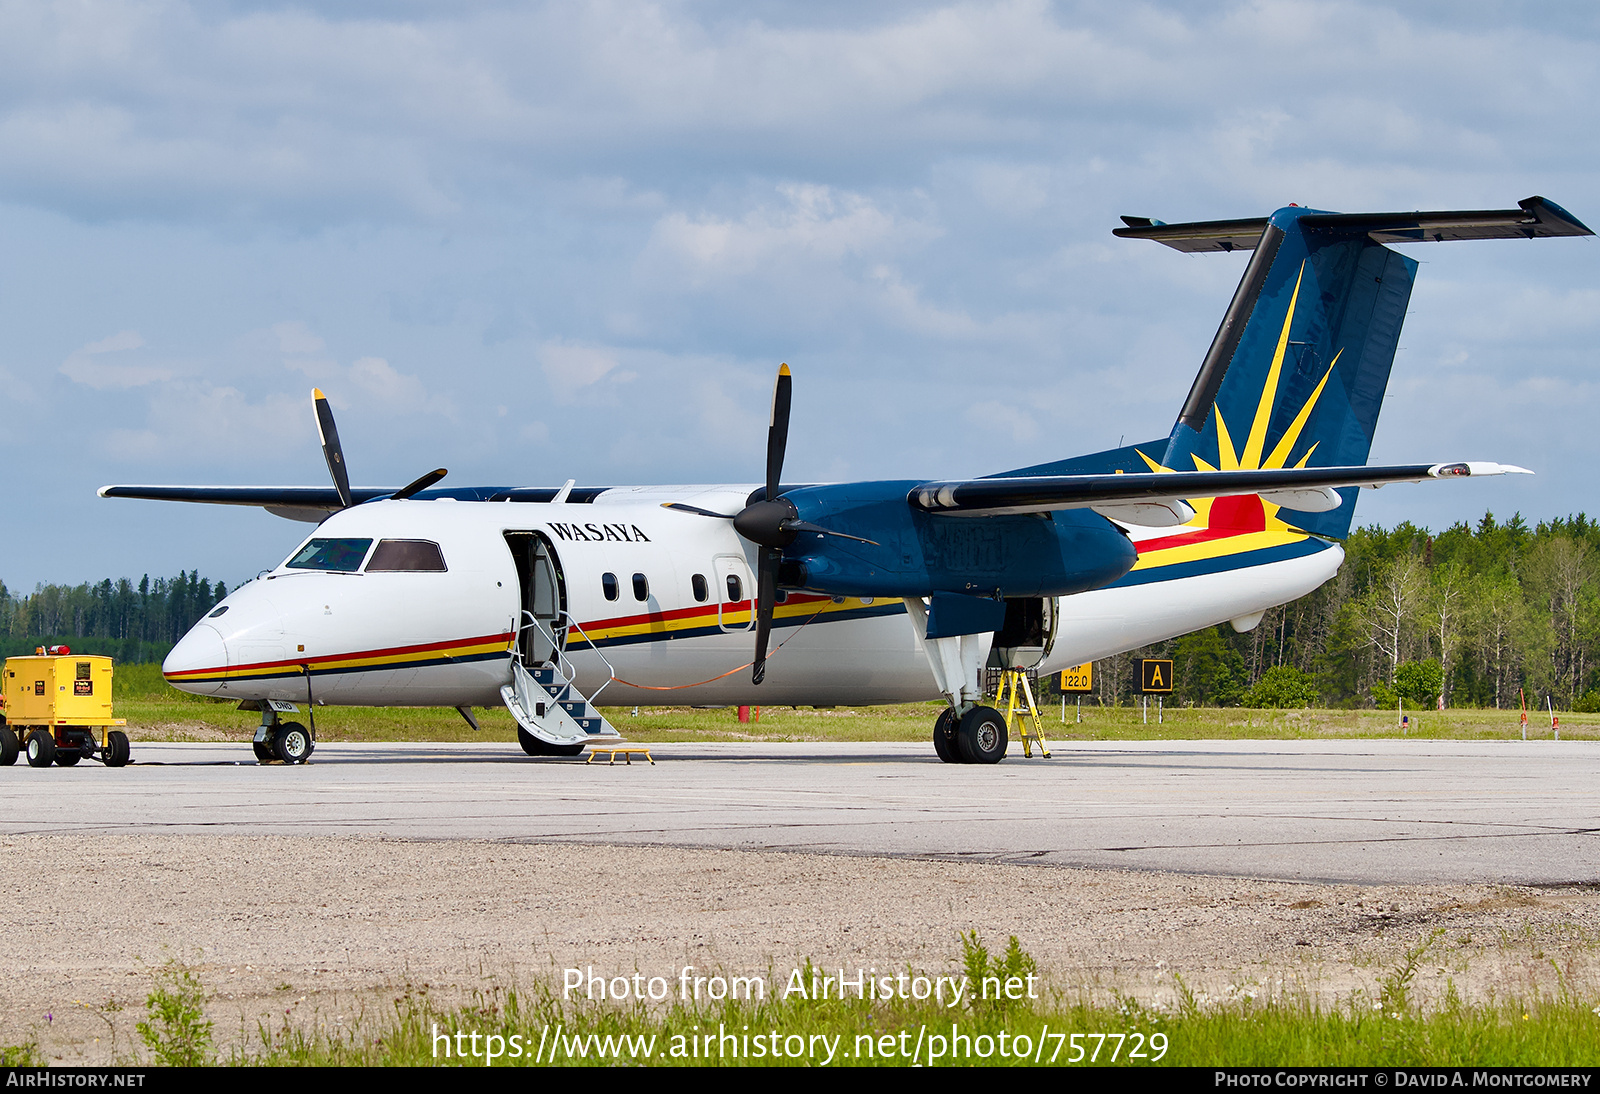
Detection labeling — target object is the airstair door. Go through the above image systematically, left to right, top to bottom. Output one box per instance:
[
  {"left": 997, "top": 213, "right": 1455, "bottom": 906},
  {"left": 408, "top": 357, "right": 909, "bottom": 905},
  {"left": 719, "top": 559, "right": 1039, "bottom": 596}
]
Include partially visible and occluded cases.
[{"left": 504, "top": 531, "right": 566, "bottom": 666}]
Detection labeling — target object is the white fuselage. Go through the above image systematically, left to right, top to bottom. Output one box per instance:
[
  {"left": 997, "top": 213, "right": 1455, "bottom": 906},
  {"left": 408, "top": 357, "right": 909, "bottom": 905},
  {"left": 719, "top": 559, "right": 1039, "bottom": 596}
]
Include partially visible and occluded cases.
[{"left": 162, "top": 485, "right": 1343, "bottom": 708}]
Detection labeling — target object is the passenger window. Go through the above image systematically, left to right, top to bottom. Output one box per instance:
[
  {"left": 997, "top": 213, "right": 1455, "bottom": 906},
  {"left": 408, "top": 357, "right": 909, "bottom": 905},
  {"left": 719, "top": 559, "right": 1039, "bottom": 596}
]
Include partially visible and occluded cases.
[
  {"left": 365, "top": 539, "right": 447, "bottom": 572},
  {"left": 602, "top": 573, "right": 618, "bottom": 601},
  {"left": 632, "top": 573, "right": 649, "bottom": 601},
  {"left": 692, "top": 574, "right": 708, "bottom": 603},
  {"left": 726, "top": 574, "right": 742, "bottom": 602}
]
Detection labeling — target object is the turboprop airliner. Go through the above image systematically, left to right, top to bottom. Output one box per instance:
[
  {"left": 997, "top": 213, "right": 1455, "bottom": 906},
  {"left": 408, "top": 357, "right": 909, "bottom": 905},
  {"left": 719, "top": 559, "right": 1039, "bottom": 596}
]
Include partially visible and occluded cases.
[{"left": 103, "top": 197, "right": 1591, "bottom": 765}]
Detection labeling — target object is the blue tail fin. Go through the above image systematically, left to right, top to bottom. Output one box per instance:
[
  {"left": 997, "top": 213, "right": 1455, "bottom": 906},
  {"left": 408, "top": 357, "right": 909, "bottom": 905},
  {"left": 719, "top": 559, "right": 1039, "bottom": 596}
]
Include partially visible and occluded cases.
[
  {"left": 1118, "top": 197, "right": 1591, "bottom": 538},
  {"left": 1160, "top": 208, "right": 1413, "bottom": 537}
]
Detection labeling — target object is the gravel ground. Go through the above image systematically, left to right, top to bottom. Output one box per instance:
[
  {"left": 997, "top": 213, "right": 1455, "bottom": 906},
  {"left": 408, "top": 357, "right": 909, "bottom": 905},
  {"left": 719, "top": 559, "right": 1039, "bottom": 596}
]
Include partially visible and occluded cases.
[{"left": 5, "top": 836, "right": 1597, "bottom": 1064}]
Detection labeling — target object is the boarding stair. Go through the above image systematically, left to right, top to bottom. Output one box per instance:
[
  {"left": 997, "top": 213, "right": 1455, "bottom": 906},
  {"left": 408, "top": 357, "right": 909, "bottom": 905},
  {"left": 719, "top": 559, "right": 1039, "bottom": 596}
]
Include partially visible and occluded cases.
[{"left": 501, "top": 611, "right": 622, "bottom": 747}]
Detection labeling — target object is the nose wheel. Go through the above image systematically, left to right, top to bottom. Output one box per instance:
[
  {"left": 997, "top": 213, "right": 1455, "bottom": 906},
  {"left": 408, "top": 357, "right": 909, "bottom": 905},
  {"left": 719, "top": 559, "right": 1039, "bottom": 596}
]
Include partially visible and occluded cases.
[
  {"left": 253, "top": 714, "right": 314, "bottom": 765},
  {"left": 273, "top": 721, "right": 313, "bottom": 763}
]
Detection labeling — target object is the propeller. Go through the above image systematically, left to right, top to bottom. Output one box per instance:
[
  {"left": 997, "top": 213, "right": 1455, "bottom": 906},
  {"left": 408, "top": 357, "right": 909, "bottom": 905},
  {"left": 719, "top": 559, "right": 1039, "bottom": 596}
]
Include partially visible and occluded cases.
[
  {"left": 746, "top": 364, "right": 792, "bottom": 685},
  {"left": 660, "top": 365, "right": 877, "bottom": 685},
  {"left": 313, "top": 388, "right": 353, "bottom": 510},
  {"left": 311, "top": 389, "right": 447, "bottom": 508},
  {"left": 392, "top": 468, "right": 448, "bottom": 500}
]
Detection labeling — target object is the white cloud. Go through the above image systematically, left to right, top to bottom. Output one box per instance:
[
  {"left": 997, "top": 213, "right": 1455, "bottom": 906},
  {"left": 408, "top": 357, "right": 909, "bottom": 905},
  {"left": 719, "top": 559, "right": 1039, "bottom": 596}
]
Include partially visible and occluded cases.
[
  {"left": 6, "top": 1, "right": 1600, "bottom": 590},
  {"left": 0, "top": 2, "right": 1592, "bottom": 228},
  {"left": 647, "top": 184, "right": 909, "bottom": 282},
  {"left": 273, "top": 320, "right": 326, "bottom": 356},
  {"left": 267, "top": 321, "right": 451, "bottom": 417},
  {"left": 59, "top": 329, "right": 173, "bottom": 389},
  {"left": 539, "top": 340, "right": 622, "bottom": 397},
  {"left": 349, "top": 355, "right": 434, "bottom": 412},
  {"left": 102, "top": 382, "right": 306, "bottom": 462},
  {"left": 967, "top": 398, "right": 1039, "bottom": 444}
]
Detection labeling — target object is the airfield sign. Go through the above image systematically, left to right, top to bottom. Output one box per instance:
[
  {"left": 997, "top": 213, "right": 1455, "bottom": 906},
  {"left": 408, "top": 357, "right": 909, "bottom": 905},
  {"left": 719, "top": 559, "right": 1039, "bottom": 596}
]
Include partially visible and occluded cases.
[
  {"left": 1140, "top": 659, "right": 1174, "bottom": 694},
  {"left": 1059, "top": 663, "right": 1093, "bottom": 693}
]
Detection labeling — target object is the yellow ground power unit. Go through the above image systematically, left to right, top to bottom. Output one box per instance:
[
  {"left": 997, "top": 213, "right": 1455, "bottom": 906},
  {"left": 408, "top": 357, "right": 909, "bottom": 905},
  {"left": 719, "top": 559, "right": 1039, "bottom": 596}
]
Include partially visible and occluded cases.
[{"left": 0, "top": 654, "right": 131, "bottom": 768}]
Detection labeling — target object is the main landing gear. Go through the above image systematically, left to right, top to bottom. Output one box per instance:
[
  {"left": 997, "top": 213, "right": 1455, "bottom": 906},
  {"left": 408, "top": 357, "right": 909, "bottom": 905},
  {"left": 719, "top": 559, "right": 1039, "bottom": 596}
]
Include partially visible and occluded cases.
[
  {"left": 932, "top": 704, "right": 1009, "bottom": 765},
  {"left": 517, "top": 727, "right": 584, "bottom": 758}
]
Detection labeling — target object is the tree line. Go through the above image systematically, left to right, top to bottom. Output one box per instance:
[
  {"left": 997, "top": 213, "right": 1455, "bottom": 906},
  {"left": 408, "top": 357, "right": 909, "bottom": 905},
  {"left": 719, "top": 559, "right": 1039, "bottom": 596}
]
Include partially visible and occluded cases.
[
  {"left": 1076, "top": 512, "right": 1600, "bottom": 711},
  {"left": 0, "top": 572, "right": 227, "bottom": 662}
]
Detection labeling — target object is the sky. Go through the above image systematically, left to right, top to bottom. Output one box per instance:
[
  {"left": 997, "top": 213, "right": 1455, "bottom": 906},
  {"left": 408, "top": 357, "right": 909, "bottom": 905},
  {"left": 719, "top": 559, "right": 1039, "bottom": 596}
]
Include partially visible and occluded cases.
[{"left": 2, "top": 0, "right": 1597, "bottom": 592}]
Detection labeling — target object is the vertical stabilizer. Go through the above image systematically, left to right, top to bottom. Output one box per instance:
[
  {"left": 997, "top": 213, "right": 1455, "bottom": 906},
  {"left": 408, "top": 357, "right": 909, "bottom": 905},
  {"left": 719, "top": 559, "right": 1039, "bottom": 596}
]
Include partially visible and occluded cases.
[
  {"left": 1114, "top": 197, "right": 1591, "bottom": 539},
  {"left": 1160, "top": 208, "right": 1416, "bottom": 538}
]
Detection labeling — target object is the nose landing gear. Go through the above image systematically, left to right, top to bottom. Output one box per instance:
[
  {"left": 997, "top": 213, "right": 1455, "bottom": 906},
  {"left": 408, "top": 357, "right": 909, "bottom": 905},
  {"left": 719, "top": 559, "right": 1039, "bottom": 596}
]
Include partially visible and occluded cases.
[{"left": 250, "top": 702, "right": 315, "bottom": 765}]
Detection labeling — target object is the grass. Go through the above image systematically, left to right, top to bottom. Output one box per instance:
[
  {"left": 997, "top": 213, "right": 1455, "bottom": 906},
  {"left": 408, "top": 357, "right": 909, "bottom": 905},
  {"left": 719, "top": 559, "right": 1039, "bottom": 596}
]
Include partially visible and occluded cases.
[
  {"left": 104, "top": 660, "right": 1595, "bottom": 744},
  {"left": 113, "top": 689, "right": 1600, "bottom": 746},
  {"left": 197, "top": 937, "right": 1600, "bottom": 1067}
]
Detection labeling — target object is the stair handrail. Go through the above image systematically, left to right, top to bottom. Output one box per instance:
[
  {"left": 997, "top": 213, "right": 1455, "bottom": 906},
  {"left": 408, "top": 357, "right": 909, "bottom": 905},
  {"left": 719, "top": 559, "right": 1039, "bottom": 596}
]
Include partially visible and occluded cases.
[
  {"left": 514, "top": 609, "right": 617, "bottom": 711},
  {"left": 516, "top": 609, "right": 578, "bottom": 683},
  {"left": 559, "top": 610, "right": 616, "bottom": 707}
]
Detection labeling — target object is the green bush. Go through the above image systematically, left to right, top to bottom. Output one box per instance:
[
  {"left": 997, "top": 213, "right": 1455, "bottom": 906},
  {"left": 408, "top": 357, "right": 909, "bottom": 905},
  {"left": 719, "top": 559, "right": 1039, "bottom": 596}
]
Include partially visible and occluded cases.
[
  {"left": 1394, "top": 660, "right": 1443, "bottom": 707},
  {"left": 1241, "top": 665, "right": 1321, "bottom": 708},
  {"left": 137, "top": 960, "right": 213, "bottom": 1067}
]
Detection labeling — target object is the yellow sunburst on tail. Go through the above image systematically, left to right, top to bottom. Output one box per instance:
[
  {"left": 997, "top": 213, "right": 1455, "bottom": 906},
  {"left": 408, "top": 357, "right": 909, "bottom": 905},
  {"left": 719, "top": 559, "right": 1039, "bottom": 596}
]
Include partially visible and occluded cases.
[{"left": 1132, "top": 260, "right": 1341, "bottom": 563}]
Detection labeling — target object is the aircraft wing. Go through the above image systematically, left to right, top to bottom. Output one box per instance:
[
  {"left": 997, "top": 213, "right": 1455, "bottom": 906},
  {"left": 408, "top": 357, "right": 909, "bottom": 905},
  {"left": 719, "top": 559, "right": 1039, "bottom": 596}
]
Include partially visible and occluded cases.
[
  {"left": 907, "top": 462, "right": 1531, "bottom": 524},
  {"left": 97, "top": 482, "right": 611, "bottom": 522},
  {"left": 97, "top": 484, "right": 383, "bottom": 523}
]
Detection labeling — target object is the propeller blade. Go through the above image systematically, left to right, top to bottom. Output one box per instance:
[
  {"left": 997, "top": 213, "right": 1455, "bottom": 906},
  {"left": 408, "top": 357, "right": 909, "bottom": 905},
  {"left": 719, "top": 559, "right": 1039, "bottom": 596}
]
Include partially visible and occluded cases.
[
  {"left": 752, "top": 363, "right": 791, "bottom": 685},
  {"left": 765, "top": 363, "right": 791, "bottom": 501},
  {"left": 312, "top": 388, "right": 354, "bottom": 510},
  {"left": 392, "top": 468, "right": 448, "bottom": 501},
  {"left": 661, "top": 502, "right": 736, "bottom": 519},
  {"left": 752, "top": 545, "right": 779, "bottom": 685}
]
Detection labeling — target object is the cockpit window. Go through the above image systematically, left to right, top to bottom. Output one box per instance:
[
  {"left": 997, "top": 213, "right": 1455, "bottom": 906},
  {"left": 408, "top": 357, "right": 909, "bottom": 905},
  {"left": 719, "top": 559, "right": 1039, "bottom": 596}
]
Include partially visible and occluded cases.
[
  {"left": 285, "top": 538, "right": 372, "bottom": 572},
  {"left": 365, "top": 539, "right": 447, "bottom": 572}
]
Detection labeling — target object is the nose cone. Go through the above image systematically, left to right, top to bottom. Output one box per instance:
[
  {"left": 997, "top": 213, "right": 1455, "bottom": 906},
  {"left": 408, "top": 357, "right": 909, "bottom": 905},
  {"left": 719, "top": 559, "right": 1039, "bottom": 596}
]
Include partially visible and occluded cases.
[{"left": 163, "top": 623, "right": 229, "bottom": 695}]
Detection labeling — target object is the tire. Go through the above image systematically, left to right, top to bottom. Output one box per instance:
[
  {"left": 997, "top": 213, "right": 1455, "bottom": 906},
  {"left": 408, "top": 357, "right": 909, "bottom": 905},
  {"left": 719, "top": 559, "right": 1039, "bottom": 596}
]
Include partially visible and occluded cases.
[
  {"left": 956, "top": 705, "right": 1008, "bottom": 765},
  {"left": 932, "top": 707, "right": 962, "bottom": 764},
  {"left": 274, "top": 721, "right": 313, "bottom": 764},
  {"left": 0, "top": 726, "right": 17, "bottom": 767},
  {"left": 518, "top": 727, "right": 584, "bottom": 757},
  {"left": 25, "top": 729, "right": 56, "bottom": 769},
  {"left": 105, "top": 731, "right": 131, "bottom": 768},
  {"left": 253, "top": 739, "right": 277, "bottom": 763},
  {"left": 56, "top": 750, "right": 82, "bottom": 767}
]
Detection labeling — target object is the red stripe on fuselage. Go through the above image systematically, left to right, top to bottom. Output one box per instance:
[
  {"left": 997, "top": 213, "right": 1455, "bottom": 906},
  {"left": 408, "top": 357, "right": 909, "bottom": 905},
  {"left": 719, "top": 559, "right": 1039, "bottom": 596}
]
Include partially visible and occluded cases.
[
  {"left": 572, "top": 591, "right": 836, "bottom": 634},
  {"left": 164, "top": 630, "right": 516, "bottom": 679}
]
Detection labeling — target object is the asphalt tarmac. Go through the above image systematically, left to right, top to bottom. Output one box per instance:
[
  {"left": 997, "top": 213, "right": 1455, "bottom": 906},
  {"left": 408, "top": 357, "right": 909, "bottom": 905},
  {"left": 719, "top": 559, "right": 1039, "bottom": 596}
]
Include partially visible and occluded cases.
[{"left": 2, "top": 739, "right": 1594, "bottom": 886}]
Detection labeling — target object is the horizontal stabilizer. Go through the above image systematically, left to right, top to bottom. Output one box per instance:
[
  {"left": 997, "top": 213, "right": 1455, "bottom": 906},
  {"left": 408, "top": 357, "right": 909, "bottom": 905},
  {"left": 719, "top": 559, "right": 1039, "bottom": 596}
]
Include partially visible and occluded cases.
[
  {"left": 1114, "top": 197, "right": 1592, "bottom": 253},
  {"left": 908, "top": 462, "right": 1531, "bottom": 519}
]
